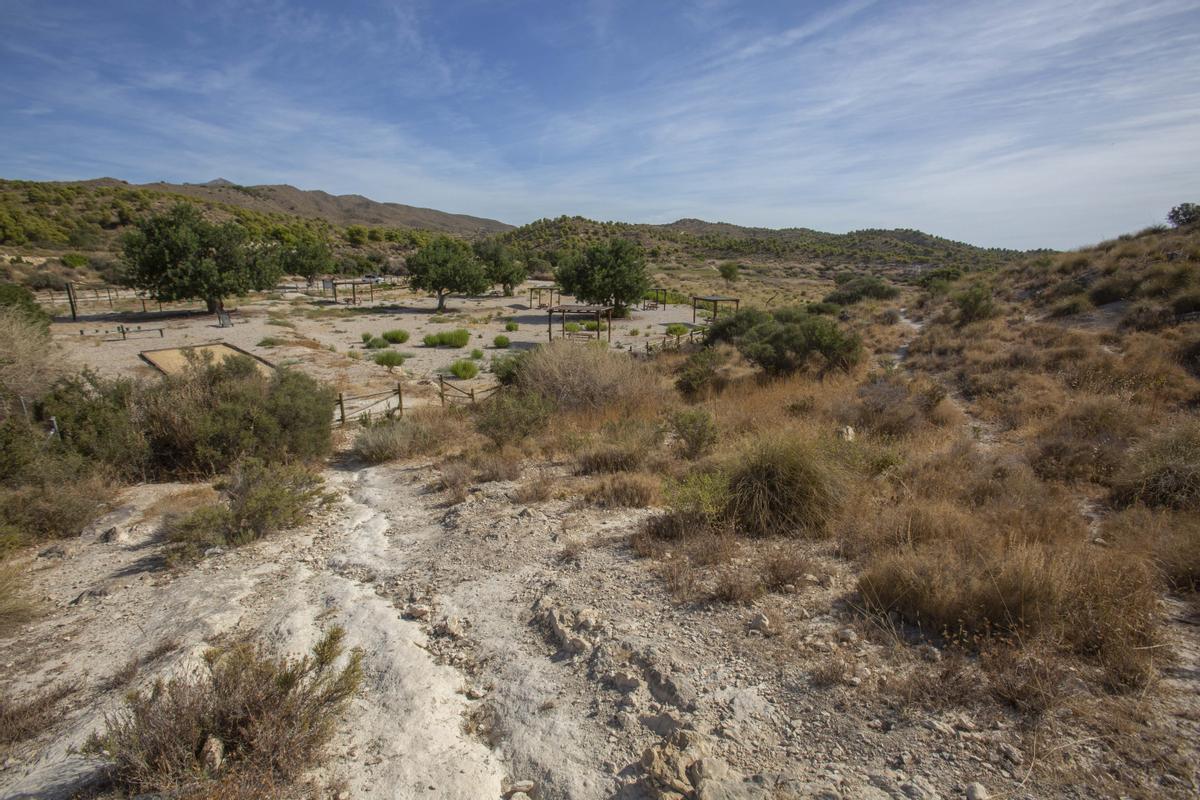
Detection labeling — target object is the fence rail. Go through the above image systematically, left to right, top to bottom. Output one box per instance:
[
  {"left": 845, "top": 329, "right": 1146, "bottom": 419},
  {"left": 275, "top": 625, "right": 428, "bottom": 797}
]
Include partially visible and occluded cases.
[
  {"left": 437, "top": 376, "right": 502, "bottom": 406},
  {"left": 334, "top": 384, "right": 405, "bottom": 425}
]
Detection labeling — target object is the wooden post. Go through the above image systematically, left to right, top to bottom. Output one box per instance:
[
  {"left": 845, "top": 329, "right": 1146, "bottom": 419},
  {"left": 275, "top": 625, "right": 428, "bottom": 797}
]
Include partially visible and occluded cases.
[
  {"left": 66, "top": 282, "right": 78, "bottom": 322},
  {"left": 332, "top": 282, "right": 338, "bottom": 303},
  {"left": 369, "top": 282, "right": 374, "bottom": 302},
  {"left": 351, "top": 283, "right": 357, "bottom": 305},
  {"left": 106, "top": 287, "right": 113, "bottom": 308},
  {"left": 692, "top": 298, "right": 697, "bottom": 324},
  {"left": 607, "top": 309, "right": 612, "bottom": 343},
  {"left": 547, "top": 310, "right": 553, "bottom": 341},
  {"left": 438, "top": 376, "right": 446, "bottom": 407},
  {"left": 397, "top": 382, "right": 404, "bottom": 417},
  {"left": 470, "top": 387, "right": 476, "bottom": 405},
  {"left": 337, "top": 392, "right": 346, "bottom": 424}
]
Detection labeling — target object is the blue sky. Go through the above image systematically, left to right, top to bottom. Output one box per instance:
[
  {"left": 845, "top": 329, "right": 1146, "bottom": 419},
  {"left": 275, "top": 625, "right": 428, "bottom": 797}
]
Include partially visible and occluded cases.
[{"left": 2, "top": 0, "right": 1199, "bottom": 249}]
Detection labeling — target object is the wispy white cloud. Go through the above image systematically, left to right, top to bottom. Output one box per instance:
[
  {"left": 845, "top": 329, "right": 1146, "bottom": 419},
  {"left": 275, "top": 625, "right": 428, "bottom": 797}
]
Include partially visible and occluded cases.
[{"left": 1, "top": 0, "right": 1198, "bottom": 248}]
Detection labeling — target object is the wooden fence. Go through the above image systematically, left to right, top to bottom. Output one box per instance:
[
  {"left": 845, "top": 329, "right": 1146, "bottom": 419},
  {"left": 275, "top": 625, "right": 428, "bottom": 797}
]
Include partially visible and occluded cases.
[
  {"left": 642, "top": 326, "right": 708, "bottom": 354},
  {"left": 437, "top": 376, "right": 502, "bottom": 407},
  {"left": 334, "top": 384, "right": 405, "bottom": 426}
]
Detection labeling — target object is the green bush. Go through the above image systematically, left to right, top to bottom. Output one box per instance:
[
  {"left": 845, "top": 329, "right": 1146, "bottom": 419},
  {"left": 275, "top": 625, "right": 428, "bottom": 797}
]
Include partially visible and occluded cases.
[
  {"left": 61, "top": 253, "right": 88, "bottom": 269},
  {"left": 824, "top": 275, "right": 899, "bottom": 305},
  {"left": 0, "top": 284, "right": 50, "bottom": 330},
  {"left": 952, "top": 285, "right": 998, "bottom": 324},
  {"left": 805, "top": 302, "right": 840, "bottom": 315},
  {"left": 737, "top": 313, "right": 862, "bottom": 375},
  {"left": 505, "top": 321, "right": 519, "bottom": 332},
  {"left": 564, "top": 322, "right": 582, "bottom": 333},
  {"left": 665, "top": 323, "right": 689, "bottom": 337},
  {"left": 423, "top": 328, "right": 471, "bottom": 347},
  {"left": 381, "top": 329, "right": 410, "bottom": 344},
  {"left": 493, "top": 335, "right": 511, "bottom": 348},
  {"left": 257, "top": 336, "right": 285, "bottom": 347},
  {"left": 364, "top": 336, "right": 390, "bottom": 349},
  {"left": 470, "top": 348, "right": 484, "bottom": 360},
  {"left": 675, "top": 348, "right": 728, "bottom": 399},
  {"left": 373, "top": 351, "right": 406, "bottom": 372},
  {"left": 491, "top": 351, "right": 529, "bottom": 384},
  {"left": 137, "top": 357, "right": 334, "bottom": 477},
  {"left": 448, "top": 359, "right": 479, "bottom": 379},
  {"left": 473, "top": 391, "right": 552, "bottom": 448},
  {"left": 669, "top": 408, "right": 718, "bottom": 459},
  {"left": 352, "top": 411, "right": 456, "bottom": 463},
  {"left": 164, "top": 458, "right": 328, "bottom": 559},
  {"left": 86, "top": 628, "right": 361, "bottom": 797}
]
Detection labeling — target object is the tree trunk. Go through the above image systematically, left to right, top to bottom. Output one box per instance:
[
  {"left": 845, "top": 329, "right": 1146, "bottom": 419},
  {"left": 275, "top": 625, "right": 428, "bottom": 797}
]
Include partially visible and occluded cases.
[
  {"left": 503, "top": 284, "right": 514, "bottom": 297},
  {"left": 436, "top": 291, "right": 447, "bottom": 312},
  {"left": 206, "top": 297, "right": 225, "bottom": 313}
]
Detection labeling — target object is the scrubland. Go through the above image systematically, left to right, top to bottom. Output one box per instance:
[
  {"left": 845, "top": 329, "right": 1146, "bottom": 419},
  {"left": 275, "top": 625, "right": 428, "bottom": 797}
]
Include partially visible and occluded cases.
[{"left": 1, "top": 220, "right": 1198, "bottom": 799}]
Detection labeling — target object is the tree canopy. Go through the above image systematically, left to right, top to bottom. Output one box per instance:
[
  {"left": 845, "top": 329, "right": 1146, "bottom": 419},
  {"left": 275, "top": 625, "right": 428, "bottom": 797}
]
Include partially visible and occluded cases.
[
  {"left": 121, "top": 203, "right": 281, "bottom": 312},
  {"left": 1168, "top": 203, "right": 1199, "bottom": 228},
  {"left": 406, "top": 235, "right": 489, "bottom": 311},
  {"left": 473, "top": 238, "right": 527, "bottom": 296},
  {"left": 554, "top": 238, "right": 649, "bottom": 313}
]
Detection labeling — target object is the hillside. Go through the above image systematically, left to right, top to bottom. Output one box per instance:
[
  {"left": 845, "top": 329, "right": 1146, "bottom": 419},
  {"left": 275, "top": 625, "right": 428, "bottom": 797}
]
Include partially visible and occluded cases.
[{"left": 501, "top": 215, "right": 1028, "bottom": 272}]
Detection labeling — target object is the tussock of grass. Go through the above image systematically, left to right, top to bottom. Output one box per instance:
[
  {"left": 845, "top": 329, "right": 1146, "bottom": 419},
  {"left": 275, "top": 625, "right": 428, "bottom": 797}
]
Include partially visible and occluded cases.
[
  {"left": 515, "top": 341, "right": 662, "bottom": 411},
  {"left": 352, "top": 409, "right": 467, "bottom": 464},
  {"left": 1112, "top": 420, "right": 1200, "bottom": 510},
  {"left": 724, "top": 435, "right": 843, "bottom": 538},
  {"left": 584, "top": 472, "right": 660, "bottom": 508},
  {"left": 86, "top": 628, "right": 362, "bottom": 797},
  {"left": 1, "top": 683, "right": 76, "bottom": 747}
]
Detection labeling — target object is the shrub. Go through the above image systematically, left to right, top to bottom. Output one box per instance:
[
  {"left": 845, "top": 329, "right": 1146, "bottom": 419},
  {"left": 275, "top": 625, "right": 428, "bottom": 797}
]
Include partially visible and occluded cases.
[
  {"left": 1167, "top": 202, "right": 1199, "bottom": 228},
  {"left": 61, "top": 252, "right": 89, "bottom": 269},
  {"left": 1089, "top": 274, "right": 1140, "bottom": 305},
  {"left": 824, "top": 275, "right": 899, "bottom": 305},
  {"left": 0, "top": 284, "right": 50, "bottom": 330},
  {"left": 952, "top": 285, "right": 997, "bottom": 324},
  {"left": 1172, "top": 291, "right": 1200, "bottom": 315},
  {"left": 1049, "top": 294, "right": 1092, "bottom": 317},
  {"left": 1122, "top": 301, "right": 1172, "bottom": 330},
  {"left": 805, "top": 302, "right": 840, "bottom": 316},
  {"left": 0, "top": 307, "right": 62, "bottom": 418},
  {"left": 706, "top": 308, "right": 772, "bottom": 346},
  {"left": 737, "top": 313, "right": 862, "bottom": 375},
  {"left": 583, "top": 320, "right": 607, "bottom": 331},
  {"left": 505, "top": 321, "right": 519, "bottom": 332},
  {"left": 564, "top": 322, "right": 582, "bottom": 333},
  {"left": 663, "top": 323, "right": 688, "bottom": 338},
  {"left": 423, "top": 328, "right": 471, "bottom": 348},
  {"left": 381, "top": 329, "right": 409, "bottom": 344},
  {"left": 361, "top": 332, "right": 372, "bottom": 343},
  {"left": 493, "top": 335, "right": 510, "bottom": 348},
  {"left": 257, "top": 336, "right": 286, "bottom": 347},
  {"left": 364, "top": 336, "right": 390, "bottom": 349},
  {"left": 515, "top": 341, "right": 659, "bottom": 411},
  {"left": 470, "top": 348, "right": 484, "bottom": 359},
  {"left": 674, "top": 348, "right": 727, "bottom": 399},
  {"left": 374, "top": 351, "right": 406, "bottom": 372},
  {"left": 491, "top": 351, "right": 529, "bottom": 384},
  {"left": 138, "top": 358, "right": 334, "bottom": 477},
  {"left": 448, "top": 359, "right": 479, "bottom": 379},
  {"left": 35, "top": 371, "right": 148, "bottom": 477},
  {"left": 846, "top": 374, "right": 944, "bottom": 438},
  {"left": 473, "top": 391, "right": 552, "bottom": 448},
  {"left": 1030, "top": 399, "right": 1141, "bottom": 484},
  {"left": 669, "top": 408, "right": 718, "bottom": 459},
  {"left": 352, "top": 410, "right": 459, "bottom": 463},
  {"left": 576, "top": 419, "right": 661, "bottom": 475},
  {"left": 1112, "top": 421, "right": 1200, "bottom": 510},
  {"left": 724, "top": 436, "right": 842, "bottom": 537},
  {"left": 164, "top": 458, "right": 327, "bottom": 559},
  {"left": 1103, "top": 508, "right": 1200, "bottom": 593},
  {"left": 0, "top": 563, "right": 32, "bottom": 635},
  {"left": 86, "top": 629, "right": 362, "bottom": 797},
  {"left": 1, "top": 683, "right": 76, "bottom": 747}
]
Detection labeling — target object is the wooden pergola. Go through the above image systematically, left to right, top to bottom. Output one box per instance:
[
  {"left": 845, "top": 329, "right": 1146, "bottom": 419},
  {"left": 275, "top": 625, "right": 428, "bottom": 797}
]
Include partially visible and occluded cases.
[
  {"left": 528, "top": 285, "right": 561, "bottom": 309},
  {"left": 643, "top": 288, "right": 669, "bottom": 310},
  {"left": 692, "top": 294, "right": 740, "bottom": 323},
  {"left": 547, "top": 304, "right": 614, "bottom": 342}
]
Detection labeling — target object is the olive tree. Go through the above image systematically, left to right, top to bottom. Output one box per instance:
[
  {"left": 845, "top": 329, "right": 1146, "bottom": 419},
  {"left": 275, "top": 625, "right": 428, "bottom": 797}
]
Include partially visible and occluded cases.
[
  {"left": 121, "top": 203, "right": 280, "bottom": 313},
  {"left": 406, "top": 235, "right": 489, "bottom": 311},
  {"left": 555, "top": 238, "right": 649, "bottom": 314},
  {"left": 473, "top": 239, "right": 527, "bottom": 296}
]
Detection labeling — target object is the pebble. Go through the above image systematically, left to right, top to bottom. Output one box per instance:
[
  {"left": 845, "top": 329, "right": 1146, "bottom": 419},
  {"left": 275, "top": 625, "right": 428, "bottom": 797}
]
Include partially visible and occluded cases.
[{"left": 965, "top": 783, "right": 991, "bottom": 800}]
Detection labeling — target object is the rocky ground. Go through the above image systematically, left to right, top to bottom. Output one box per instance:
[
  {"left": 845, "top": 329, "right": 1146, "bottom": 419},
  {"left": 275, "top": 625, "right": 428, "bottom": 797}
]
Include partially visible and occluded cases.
[{"left": 5, "top": 443, "right": 1196, "bottom": 799}]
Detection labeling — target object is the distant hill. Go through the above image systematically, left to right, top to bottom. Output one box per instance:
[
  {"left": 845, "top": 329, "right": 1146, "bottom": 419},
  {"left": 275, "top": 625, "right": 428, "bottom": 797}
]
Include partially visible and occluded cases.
[
  {"left": 80, "top": 177, "right": 513, "bottom": 235},
  {"left": 500, "top": 215, "right": 1027, "bottom": 272}
]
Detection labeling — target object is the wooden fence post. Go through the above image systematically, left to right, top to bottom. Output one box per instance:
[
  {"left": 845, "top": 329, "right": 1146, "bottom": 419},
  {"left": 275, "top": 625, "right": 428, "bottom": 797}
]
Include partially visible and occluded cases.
[
  {"left": 438, "top": 376, "right": 446, "bottom": 407},
  {"left": 397, "top": 382, "right": 404, "bottom": 417},
  {"left": 470, "top": 387, "right": 476, "bottom": 405},
  {"left": 337, "top": 392, "right": 346, "bottom": 424}
]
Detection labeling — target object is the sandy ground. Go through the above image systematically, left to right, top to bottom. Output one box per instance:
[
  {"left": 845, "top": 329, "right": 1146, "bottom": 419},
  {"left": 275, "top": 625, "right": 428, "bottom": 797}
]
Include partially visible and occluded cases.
[{"left": 49, "top": 283, "right": 708, "bottom": 407}]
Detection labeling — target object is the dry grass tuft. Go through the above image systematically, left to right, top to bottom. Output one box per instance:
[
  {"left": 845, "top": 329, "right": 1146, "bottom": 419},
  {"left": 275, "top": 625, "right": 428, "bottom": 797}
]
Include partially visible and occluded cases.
[
  {"left": 516, "top": 341, "right": 664, "bottom": 412},
  {"left": 352, "top": 408, "right": 470, "bottom": 464},
  {"left": 1111, "top": 419, "right": 1200, "bottom": 510},
  {"left": 724, "top": 435, "right": 843, "bottom": 538},
  {"left": 584, "top": 472, "right": 660, "bottom": 508},
  {"left": 0, "top": 563, "right": 33, "bottom": 635},
  {"left": 0, "top": 683, "right": 76, "bottom": 747}
]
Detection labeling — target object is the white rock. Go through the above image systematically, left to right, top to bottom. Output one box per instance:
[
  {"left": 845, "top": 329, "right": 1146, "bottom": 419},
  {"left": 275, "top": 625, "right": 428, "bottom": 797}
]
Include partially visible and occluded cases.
[{"left": 965, "top": 783, "right": 991, "bottom": 800}]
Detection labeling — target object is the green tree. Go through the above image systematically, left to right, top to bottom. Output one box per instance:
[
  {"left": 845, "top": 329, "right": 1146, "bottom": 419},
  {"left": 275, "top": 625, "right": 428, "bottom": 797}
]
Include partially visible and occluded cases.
[
  {"left": 121, "top": 203, "right": 281, "bottom": 313},
  {"left": 1168, "top": 203, "right": 1199, "bottom": 228},
  {"left": 345, "top": 225, "right": 369, "bottom": 246},
  {"left": 275, "top": 233, "right": 334, "bottom": 284},
  {"left": 406, "top": 236, "right": 489, "bottom": 311},
  {"left": 555, "top": 238, "right": 649, "bottom": 314},
  {"left": 473, "top": 239, "right": 527, "bottom": 296},
  {"left": 718, "top": 261, "right": 740, "bottom": 284}
]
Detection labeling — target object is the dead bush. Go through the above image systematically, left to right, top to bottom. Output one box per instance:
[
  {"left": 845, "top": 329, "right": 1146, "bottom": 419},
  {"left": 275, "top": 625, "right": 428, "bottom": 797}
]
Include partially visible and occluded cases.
[
  {"left": 0, "top": 307, "right": 63, "bottom": 422},
  {"left": 515, "top": 341, "right": 662, "bottom": 411},
  {"left": 352, "top": 408, "right": 467, "bottom": 464},
  {"left": 668, "top": 408, "right": 719, "bottom": 459},
  {"left": 575, "top": 419, "right": 661, "bottom": 474},
  {"left": 1112, "top": 419, "right": 1200, "bottom": 510},
  {"left": 724, "top": 435, "right": 843, "bottom": 537},
  {"left": 472, "top": 448, "right": 523, "bottom": 483},
  {"left": 436, "top": 459, "right": 474, "bottom": 504},
  {"left": 513, "top": 471, "right": 557, "bottom": 504},
  {"left": 584, "top": 473, "right": 659, "bottom": 508},
  {"left": 1103, "top": 507, "right": 1200, "bottom": 592},
  {"left": 761, "top": 550, "right": 818, "bottom": 591},
  {"left": 0, "top": 563, "right": 33, "bottom": 635},
  {"left": 710, "top": 566, "right": 764, "bottom": 604},
  {"left": 86, "top": 628, "right": 362, "bottom": 797},
  {"left": 0, "top": 683, "right": 75, "bottom": 747}
]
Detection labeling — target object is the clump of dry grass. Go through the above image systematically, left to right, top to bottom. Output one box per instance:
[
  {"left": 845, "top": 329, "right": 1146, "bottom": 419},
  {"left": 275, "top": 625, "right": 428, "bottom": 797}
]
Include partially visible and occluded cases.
[
  {"left": 0, "top": 307, "right": 63, "bottom": 421},
  {"left": 516, "top": 341, "right": 664, "bottom": 412},
  {"left": 1029, "top": 398, "right": 1143, "bottom": 484},
  {"left": 352, "top": 408, "right": 470, "bottom": 464},
  {"left": 575, "top": 419, "right": 661, "bottom": 475},
  {"left": 1111, "top": 419, "right": 1200, "bottom": 510},
  {"left": 724, "top": 435, "right": 843, "bottom": 538},
  {"left": 471, "top": 448, "right": 523, "bottom": 483},
  {"left": 435, "top": 459, "right": 474, "bottom": 504},
  {"left": 513, "top": 471, "right": 557, "bottom": 504},
  {"left": 584, "top": 473, "right": 660, "bottom": 508},
  {"left": 1103, "top": 506, "right": 1200, "bottom": 592},
  {"left": 0, "top": 563, "right": 33, "bottom": 635},
  {"left": 86, "top": 628, "right": 361, "bottom": 798},
  {"left": 1, "top": 683, "right": 75, "bottom": 748}
]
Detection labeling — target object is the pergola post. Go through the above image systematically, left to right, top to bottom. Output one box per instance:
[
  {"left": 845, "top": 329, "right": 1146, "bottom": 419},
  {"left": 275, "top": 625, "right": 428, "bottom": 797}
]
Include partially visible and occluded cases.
[
  {"left": 692, "top": 297, "right": 697, "bottom": 324},
  {"left": 607, "top": 308, "right": 612, "bottom": 342},
  {"left": 547, "top": 309, "right": 553, "bottom": 341}
]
